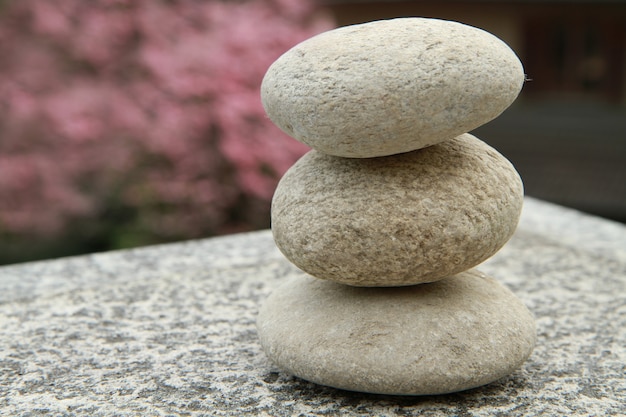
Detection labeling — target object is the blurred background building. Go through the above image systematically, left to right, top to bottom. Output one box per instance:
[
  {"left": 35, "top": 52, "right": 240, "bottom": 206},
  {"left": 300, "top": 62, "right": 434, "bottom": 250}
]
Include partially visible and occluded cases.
[{"left": 321, "top": 0, "right": 626, "bottom": 223}]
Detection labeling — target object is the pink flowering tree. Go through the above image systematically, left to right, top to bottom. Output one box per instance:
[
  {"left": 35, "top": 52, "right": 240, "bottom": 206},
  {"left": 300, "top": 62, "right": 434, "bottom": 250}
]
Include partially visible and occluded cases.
[{"left": 0, "top": 0, "right": 333, "bottom": 263}]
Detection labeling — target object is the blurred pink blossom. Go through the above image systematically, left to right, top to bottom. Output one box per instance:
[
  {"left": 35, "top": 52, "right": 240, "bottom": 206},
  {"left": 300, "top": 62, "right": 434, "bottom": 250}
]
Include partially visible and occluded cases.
[{"left": 0, "top": 0, "right": 333, "bottom": 257}]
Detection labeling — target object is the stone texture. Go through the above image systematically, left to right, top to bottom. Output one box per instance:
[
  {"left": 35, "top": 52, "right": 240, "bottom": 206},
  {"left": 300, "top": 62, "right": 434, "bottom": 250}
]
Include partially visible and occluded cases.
[
  {"left": 261, "top": 17, "right": 524, "bottom": 158},
  {"left": 272, "top": 133, "right": 524, "bottom": 286},
  {"left": 0, "top": 198, "right": 625, "bottom": 415},
  {"left": 256, "top": 269, "right": 536, "bottom": 396}
]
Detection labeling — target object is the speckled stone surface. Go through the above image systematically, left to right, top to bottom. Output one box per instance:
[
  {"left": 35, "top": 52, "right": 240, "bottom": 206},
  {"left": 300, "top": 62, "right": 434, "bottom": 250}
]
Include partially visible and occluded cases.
[
  {"left": 261, "top": 17, "right": 524, "bottom": 158},
  {"left": 272, "top": 133, "right": 523, "bottom": 286},
  {"left": 1, "top": 197, "right": 625, "bottom": 416}
]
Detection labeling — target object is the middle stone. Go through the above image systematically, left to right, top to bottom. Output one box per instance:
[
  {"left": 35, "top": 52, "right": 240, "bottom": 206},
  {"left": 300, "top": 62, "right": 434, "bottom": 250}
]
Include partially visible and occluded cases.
[{"left": 271, "top": 133, "right": 524, "bottom": 286}]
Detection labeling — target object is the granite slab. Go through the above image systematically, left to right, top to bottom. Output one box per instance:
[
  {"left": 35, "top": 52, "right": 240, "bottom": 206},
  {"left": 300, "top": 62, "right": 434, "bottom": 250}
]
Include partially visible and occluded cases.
[{"left": 0, "top": 197, "right": 624, "bottom": 416}]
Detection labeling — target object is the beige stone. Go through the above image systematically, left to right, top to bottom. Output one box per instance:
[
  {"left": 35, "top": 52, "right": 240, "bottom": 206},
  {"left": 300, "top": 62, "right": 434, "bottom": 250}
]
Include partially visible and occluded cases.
[
  {"left": 261, "top": 17, "right": 524, "bottom": 158},
  {"left": 271, "top": 133, "right": 523, "bottom": 286},
  {"left": 257, "top": 270, "right": 536, "bottom": 395}
]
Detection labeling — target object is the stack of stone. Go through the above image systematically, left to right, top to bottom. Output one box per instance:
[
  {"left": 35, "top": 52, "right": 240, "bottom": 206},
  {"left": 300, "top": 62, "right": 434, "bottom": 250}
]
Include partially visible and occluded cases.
[{"left": 257, "top": 18, "right": 536, "bottom": 396}]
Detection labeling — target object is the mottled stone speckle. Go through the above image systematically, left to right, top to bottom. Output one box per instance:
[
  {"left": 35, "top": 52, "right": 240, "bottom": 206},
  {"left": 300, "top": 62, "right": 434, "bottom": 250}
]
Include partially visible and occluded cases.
[{"left": 0, "top": 198, "right": 625, "bottom": 416}]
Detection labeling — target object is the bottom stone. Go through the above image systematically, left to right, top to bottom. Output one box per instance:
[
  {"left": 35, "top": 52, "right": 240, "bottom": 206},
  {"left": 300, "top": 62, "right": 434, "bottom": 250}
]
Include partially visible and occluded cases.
[{"left": 256, "top": 270, "right": 536, "bottom": 395}]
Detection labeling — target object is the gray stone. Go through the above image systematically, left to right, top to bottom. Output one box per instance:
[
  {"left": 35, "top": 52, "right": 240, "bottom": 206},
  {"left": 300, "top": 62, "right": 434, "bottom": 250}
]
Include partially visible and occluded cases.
[
  {"left": 261, "top": 17, "right": 524, "bottom": 158},
  {"left": 271, "top": 133, "right": 524, "bottom": 286},
  {"left": 1, "top": 197, "right": 626, "bottom": 415},
  {"left": 256, "top": 269, "right": 536, "bottom": 396}
]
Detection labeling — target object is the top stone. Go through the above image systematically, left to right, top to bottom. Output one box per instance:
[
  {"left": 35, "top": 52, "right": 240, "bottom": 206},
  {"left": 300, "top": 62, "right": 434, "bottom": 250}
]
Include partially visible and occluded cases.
[{"left": 261, "top": 18, "right": 524, "bottom": 158}]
